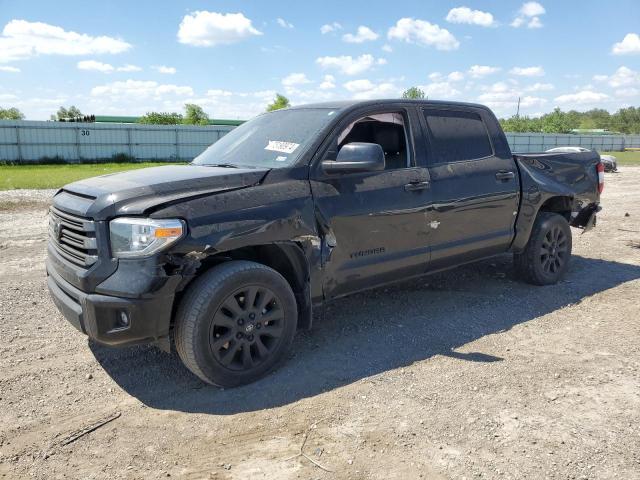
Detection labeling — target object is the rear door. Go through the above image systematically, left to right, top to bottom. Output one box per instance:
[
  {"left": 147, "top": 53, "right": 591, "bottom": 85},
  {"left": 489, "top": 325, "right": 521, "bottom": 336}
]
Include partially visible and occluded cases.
[{"left": 420, "top": 106, "right": 519, "bottom": 269}]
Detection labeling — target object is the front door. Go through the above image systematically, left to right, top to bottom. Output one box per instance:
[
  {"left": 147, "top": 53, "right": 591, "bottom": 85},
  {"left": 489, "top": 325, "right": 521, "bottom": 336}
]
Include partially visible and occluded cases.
[{"left": 310, "top": 107, "right": 432, "bottom": 300}]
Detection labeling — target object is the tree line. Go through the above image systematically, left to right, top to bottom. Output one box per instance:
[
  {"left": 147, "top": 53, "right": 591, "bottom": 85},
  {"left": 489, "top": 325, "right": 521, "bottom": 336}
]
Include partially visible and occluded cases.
[
  {"left": 3, "top": 90, "right": 639, "bottom": 133},
  {"left": 498, "top": 107, "right": 640, "bottom": 134}
]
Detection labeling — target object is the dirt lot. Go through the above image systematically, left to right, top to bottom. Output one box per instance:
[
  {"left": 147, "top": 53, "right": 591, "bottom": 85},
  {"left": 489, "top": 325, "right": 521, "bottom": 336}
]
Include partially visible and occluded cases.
[{"left": 1, "top": 169, "right": 639, "bottom": 480}]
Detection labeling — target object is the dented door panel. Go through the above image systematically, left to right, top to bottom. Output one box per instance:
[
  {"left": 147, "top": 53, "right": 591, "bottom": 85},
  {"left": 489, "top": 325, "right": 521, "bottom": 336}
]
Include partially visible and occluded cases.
[{"left": 310, "top": 166, "right": 432, "bottom": 300}]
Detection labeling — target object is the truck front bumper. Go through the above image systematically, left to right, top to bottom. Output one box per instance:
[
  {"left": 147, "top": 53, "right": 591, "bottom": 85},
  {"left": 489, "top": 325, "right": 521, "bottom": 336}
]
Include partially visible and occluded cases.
[{"left": 46, "top": 259, "right": 175, "bottom": 347}]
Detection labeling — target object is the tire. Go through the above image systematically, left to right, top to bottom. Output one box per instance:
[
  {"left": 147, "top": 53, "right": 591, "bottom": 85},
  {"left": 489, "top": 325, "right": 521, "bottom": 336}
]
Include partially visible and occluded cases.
[
  {"left": 514, "top": 212, "right": 573, "bottom": 286},
  {"left": 174, "top": 260, "right": 297, "bottom": 387}
]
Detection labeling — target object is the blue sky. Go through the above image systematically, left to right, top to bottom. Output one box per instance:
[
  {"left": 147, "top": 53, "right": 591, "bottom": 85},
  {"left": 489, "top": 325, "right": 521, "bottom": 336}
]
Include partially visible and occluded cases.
[{"left": 0, "top": 0, "right": 639, "bottom": 120}]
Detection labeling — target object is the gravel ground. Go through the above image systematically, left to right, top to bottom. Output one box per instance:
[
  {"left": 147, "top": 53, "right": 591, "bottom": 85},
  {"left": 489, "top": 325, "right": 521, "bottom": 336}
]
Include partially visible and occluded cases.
[
  {"left": 0, "top": 169, "right": 639, "bottom": 480},
  {"left": 0, "top": 189, "right": 56, "bottom": 212}
]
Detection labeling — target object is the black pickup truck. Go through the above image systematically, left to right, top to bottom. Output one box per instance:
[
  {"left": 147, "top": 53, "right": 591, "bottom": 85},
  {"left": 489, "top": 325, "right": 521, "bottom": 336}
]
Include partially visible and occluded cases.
[{"left": 46, "top": 100, "right": 603, "bottom": 387}]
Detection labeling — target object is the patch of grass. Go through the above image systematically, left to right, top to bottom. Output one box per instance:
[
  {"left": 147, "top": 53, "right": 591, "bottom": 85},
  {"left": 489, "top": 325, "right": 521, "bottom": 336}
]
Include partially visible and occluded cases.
[
  {"left": 601, "top": 151, "right": 640, "bottom": 166},
  {"left": 0, "top": 162, "right": 182, "bottom": 190}
]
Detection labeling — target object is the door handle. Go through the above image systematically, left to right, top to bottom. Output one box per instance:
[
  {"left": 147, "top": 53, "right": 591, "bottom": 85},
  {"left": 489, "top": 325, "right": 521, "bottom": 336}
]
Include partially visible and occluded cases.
[
  {"left": 495, "top": 170, "right": 515, "bottom": 181},
  {"left": 404, "top": 180, "right": 430, "bottom": 192}
]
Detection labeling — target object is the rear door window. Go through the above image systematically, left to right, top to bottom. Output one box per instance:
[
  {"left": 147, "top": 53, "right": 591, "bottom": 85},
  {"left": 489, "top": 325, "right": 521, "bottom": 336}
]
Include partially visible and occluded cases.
[{"left": 423, "top": 109, "right": 493, "bottom": 163}]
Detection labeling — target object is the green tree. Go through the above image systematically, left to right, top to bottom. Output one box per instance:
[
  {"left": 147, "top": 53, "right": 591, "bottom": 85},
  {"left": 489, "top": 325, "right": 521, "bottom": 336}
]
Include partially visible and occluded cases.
[
  {"left": 401, "top": 87, "right": 426, "bottom": 100},
  {"left": 266, "top": 94, "right": 290, "bottom": 112},
  {"left": 183, "top": 103, "right": 209, "bottom": 125},
  {"left": 51, "top": 105, "right": 83, "bottom": 121},
  {"left": 500, "top": 106, "right": 640, "bottom": 134},
  {"left": 0, "top": 107, "right": 25, "bottom": 120},
  {"left": 611, "top": 107, "right": 640, "bottom": 134},
  {"left": 540, "top": 108, "right": 576, "bottom": 133},
  {"left": 137, "top": 112, "right": 184, "bottom": 125},
  {"left": 500, "top": 115, "right": 542, "bottom": 133}
]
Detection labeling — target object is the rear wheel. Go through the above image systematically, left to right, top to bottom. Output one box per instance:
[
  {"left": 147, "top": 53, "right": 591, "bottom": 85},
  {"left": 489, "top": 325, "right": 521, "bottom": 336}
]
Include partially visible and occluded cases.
[
  {"left": 515, "top": 212, "right": 572, "bottom": 285},
  {"left": 174, "top": 260, "right": 297, "bottom": 387}
]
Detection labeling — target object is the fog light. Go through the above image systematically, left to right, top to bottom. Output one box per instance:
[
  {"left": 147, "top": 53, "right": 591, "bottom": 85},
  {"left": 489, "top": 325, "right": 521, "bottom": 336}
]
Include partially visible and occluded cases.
[{"left": 118, "top": 311, "right": 130, "bottom": 328}]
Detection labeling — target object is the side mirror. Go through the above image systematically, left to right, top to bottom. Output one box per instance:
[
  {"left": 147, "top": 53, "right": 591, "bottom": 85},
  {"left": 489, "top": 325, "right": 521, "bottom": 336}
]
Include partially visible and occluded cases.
[{"left": 322, "top": 142, "right": 385, "bottom": 174}]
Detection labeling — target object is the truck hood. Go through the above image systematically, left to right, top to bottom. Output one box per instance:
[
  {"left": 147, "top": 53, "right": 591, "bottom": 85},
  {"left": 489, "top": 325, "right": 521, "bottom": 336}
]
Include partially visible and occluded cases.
[{"left": 54, "top": 164, "right": 270, "bottom": 220}]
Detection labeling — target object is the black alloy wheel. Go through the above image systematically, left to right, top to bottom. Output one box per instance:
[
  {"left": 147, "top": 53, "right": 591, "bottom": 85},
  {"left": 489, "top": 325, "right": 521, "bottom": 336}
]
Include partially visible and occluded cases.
[
  {"left": 539, "top": 225, "right": 569, "bottom": 275},
  {"left": 209, "top": 286, "right": 285, "bottom": 371}
]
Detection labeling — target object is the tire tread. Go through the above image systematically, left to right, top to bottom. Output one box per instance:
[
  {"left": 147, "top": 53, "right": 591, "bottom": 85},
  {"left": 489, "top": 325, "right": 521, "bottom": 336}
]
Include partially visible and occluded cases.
[
  {"left": 514, "top": 212, "right": 571, "bottom": 286},
  {"left": 174, "top": 260, "right": 295, "bottom": 386}
]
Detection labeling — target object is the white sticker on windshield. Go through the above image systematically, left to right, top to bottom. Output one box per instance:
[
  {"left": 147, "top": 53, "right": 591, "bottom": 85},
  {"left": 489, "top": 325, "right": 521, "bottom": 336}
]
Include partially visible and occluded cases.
[
  {"left": 265, "top": 140, "right": 299, "bottom": 154},
  {"left": 275, "top": 156, "right": 288, "bottom": 162}
]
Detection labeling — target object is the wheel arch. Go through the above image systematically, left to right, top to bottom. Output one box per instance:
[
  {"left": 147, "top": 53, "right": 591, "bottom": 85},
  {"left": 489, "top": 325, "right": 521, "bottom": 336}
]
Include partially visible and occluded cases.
[
  {"left": 511, "top": 192, "right": 574, "bottom": 253},
  {"left": 537, "top": 195, "right": 573, "bottom": 222},
  {"left": 178, "top": 242, "right": 313, "bottom": 330}
]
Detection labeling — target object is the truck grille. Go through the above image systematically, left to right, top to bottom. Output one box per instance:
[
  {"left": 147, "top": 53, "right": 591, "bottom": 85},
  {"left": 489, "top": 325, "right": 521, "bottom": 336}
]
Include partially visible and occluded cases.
[{"left": 48, "top": 207, "right": 98, "bottom": 268}]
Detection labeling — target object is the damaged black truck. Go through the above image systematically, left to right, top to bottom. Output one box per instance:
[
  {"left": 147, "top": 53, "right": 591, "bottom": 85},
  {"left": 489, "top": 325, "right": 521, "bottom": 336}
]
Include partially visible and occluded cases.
[{"left": 46, "top": 100, "right": 603, "bottom": 387}]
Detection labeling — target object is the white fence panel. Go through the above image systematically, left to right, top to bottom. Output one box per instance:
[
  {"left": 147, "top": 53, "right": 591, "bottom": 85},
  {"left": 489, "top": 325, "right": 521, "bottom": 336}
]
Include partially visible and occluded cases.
[
  {"left": 1, "top": 120, "right": 639, "bottom": 162},
  {"left": 0, "top": 121, "right": 234, "bottom": 162}
]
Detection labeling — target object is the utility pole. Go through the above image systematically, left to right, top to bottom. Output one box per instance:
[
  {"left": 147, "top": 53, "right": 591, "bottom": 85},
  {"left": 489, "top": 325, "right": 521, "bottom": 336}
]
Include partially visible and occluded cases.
[{"left": 516, "top": 97, "right": 521, "bottom": 118}]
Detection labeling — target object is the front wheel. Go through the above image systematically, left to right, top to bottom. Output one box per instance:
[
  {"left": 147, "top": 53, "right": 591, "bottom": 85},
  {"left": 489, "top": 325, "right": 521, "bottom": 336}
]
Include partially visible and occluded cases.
[
  {"left": 514, "top": 212, "right": 573, "bottom": 286},
  {"left": 174, "top": 260, "right": 297, "bottom": 387}
]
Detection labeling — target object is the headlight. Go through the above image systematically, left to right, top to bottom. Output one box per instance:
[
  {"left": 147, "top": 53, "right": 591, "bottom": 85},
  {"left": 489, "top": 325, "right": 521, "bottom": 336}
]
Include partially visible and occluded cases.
[{"left": 109, "top": 217, "right": 185, "bottom": 258}]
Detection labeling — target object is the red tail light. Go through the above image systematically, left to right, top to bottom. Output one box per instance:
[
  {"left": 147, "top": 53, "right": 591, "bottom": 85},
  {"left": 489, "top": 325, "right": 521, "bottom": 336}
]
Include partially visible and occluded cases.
[{"left": 597, "top": 162, "right": 604, "bottom": 194}]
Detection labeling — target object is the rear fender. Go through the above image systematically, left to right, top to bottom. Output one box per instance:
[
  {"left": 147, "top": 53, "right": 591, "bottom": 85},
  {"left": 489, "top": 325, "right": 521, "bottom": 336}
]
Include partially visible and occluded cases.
[{"left": 511, "top": 153, "right": 600, "bottom": 252}]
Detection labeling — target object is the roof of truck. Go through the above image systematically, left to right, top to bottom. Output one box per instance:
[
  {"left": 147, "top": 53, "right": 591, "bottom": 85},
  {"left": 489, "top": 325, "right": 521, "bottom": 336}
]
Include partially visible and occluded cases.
[{"left": 288, "top": 99, "right": 489, "bottom": 111}]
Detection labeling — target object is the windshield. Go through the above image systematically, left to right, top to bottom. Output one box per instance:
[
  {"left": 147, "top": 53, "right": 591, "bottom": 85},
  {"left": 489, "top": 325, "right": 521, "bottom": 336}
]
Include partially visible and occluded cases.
[{"left": 192, "top": 108, "right": 336, "bottom": 168}]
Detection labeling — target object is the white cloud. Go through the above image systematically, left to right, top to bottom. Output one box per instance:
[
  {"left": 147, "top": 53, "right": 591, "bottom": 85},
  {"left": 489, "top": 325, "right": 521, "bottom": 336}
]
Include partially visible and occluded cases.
[
  {"left": 511, "top": 2, "right": 545, "bottom": 29},
  {"left": 520, "top": 2, "right": 545, "bottom": 17},
  {"left": 446, "top": 7, "right": 496, "bottom": 27},
  {"left": 177, "top": 11, "right": 262, "bottom": 47},
  {"left": 527, "top": 17, "right": 543, "bottom": 29},
  {"left": 276, "top": 18, "right": 294, "bottom": 29},
  {"left": 388, "top": 18, "right": 459, "bottom": 51},
  {"left": 0, "top": 19, "right": 131, "bottom": 63},
  {"left": 320, "top": 22, "right": 342, "bottom": 34},
  {"left": 343, "top": 26, "right": 379, "bottom": 43},
  {"left": 612, "top": 33, "right": 640, "bottom": 55},
  {"left": 382, "top": 44, "right": 393, "bottom": 52},
  {"left": 316, "top": 54, "right": 384, "bottom": 75},
  {"left": 77, "top": 60, "right": 114, "bottom": 73},
  {"left": 77, "top": 61, "right": 142, "bottom": 73},
  {"left": 117, "top": 64, "right": 141, "bottom": 72},
  {"left": 0, "top": 65, "right": 20, "bottom": 73},
  {"left": 153, "top": 65, "right": 176, "bottom": 74},
  {"left": 468, "top": 65, "right": 501, "bottom": 78},
  {"left": 509, "top": 66, "right": 545, "bottom": 77},
  {"left": 607, "top": 66, "right": 640, "bottom": 88},
  {"left": 594, "top": 67, "right": 640, "bottom": 90},
  {"left": 448, "top": 71, "right": 464, "bottom": 82},
  {"left": 282, "top": 72, "right": 311, "bottom": 87},
  {"left": 319, "top": 75, "right": 336, "bottom": 90},
  {"left": 91, "top": 79, "right": 194, "bottom": 98},
  {"left": 343, "top": 79, "right": 398, "bottom": 99},
  {"left": 418, "top": 81, "right": 461, "bottom": 99},
  {"left": 477, "top": 81, "right": 547, "bottom": 114},
  {"left": 524, "top": 82, "right": 554, "bottom": 92},
  {"left": 615, "top": 88, "right": 639, "bottom": 98},
  {"left": 181, "top": 89, "right": 277, "bottom": 119},
  {"left": 206, "top": 89, "right": 233, "bottom": 97},
  {"left": 554, "top": 90, "right": 610, "bottom": 105}
]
